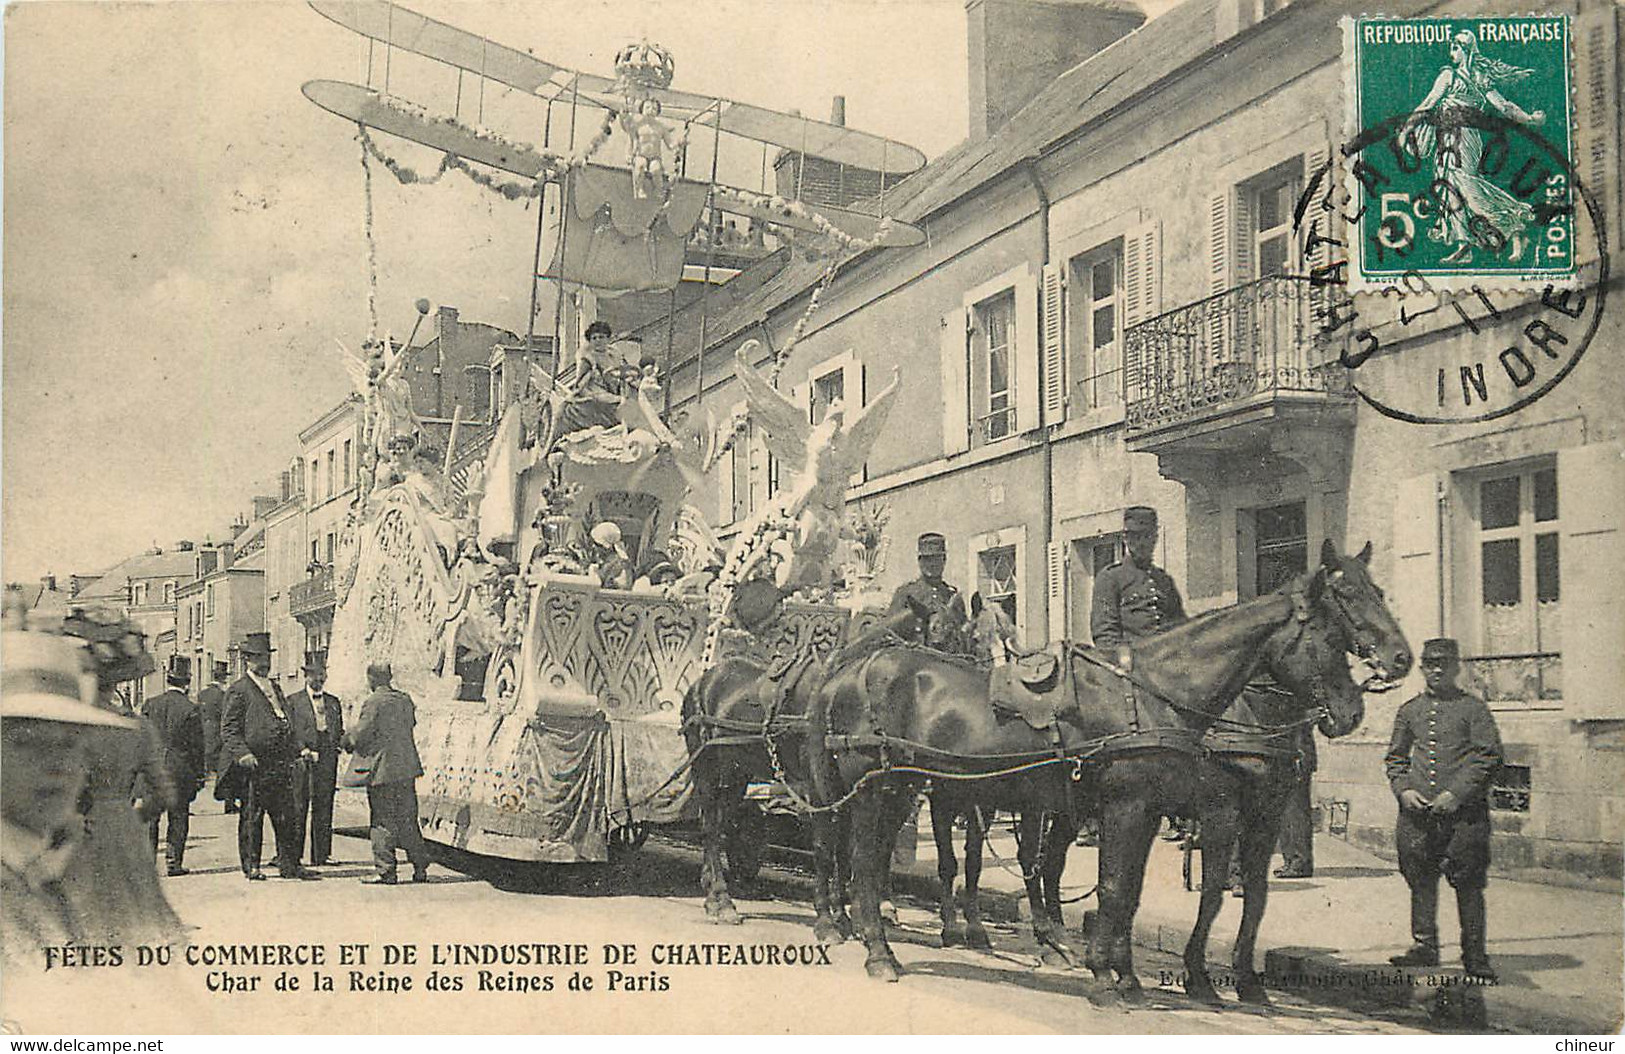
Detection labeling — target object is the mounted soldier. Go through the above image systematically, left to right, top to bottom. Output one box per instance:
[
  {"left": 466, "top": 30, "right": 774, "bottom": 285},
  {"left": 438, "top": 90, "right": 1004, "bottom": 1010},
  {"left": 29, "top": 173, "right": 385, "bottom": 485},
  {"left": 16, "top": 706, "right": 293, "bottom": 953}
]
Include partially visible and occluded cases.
[{"left": 887, "top": 532, "right": 970, "bottom": 655}]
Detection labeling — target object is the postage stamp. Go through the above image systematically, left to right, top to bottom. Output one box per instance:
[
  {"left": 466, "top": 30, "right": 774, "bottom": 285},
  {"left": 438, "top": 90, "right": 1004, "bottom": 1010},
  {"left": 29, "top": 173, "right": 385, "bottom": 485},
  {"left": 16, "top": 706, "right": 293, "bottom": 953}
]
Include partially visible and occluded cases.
[{"left": 1342, "top": 15, "right": 1575, "bottom": 291}]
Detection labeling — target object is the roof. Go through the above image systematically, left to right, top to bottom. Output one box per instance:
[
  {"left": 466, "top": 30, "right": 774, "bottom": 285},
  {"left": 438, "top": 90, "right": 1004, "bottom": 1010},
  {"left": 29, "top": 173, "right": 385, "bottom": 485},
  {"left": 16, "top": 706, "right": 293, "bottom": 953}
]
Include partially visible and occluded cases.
[
  {"left": 632, "top": 0, "right": 1223, "bottom": 367},
  {"left": 74, "top": 550, "right": 199, "bottom": 600}
]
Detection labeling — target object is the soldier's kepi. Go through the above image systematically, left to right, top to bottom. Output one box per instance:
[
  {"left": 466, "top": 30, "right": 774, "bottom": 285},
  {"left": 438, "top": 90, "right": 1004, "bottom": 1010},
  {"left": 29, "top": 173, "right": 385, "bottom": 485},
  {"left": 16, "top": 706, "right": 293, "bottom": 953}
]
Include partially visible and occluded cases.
[
  {"left": 1090, "top": 506, "right": 1187, "bottom": 664},
  {"left": 887, "top": 532, "right": 971, "bottom": 655}
]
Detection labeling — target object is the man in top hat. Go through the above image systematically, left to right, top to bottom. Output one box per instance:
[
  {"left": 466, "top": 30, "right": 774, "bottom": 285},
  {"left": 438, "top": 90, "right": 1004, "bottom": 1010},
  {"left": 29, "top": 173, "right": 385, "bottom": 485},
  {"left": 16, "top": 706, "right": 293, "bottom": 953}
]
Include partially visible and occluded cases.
[
  {"left": 1091, "top": 506, "right": 1186, "bottom": 654},
  {"left": 888, "top": 532, "right": 971, "bottom": 655},
  {"left": 2, "top": 631, "right": 136, "bottom": 966},
  {"left": 220, "top": 634, "right": 318, "bottom": 882},
  {"left": 1385, "top": 637, "right": 1504, "bottom": 979},
  {"left": 139, "top": 656, "right": 206, "bottom": 875},
  {"left": 288, "top": 658, "right": 344, "bottom": 867},
  {"left": 345, "top": 662, "right": 431, "bottom": 885}
]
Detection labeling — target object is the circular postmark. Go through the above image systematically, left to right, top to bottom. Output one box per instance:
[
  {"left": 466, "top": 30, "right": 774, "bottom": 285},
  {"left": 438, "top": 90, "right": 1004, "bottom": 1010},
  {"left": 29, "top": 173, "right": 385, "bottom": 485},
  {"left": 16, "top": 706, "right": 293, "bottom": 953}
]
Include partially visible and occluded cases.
[{"left": 1295, "top": 102, "right": 1608, "bottom": 424}]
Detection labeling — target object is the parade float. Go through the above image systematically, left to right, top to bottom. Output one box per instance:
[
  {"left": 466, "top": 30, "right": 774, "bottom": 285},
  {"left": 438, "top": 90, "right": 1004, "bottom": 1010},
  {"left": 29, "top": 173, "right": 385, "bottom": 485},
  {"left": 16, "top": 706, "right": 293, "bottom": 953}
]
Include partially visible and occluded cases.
[{"left": 305, "top": 1, "right": 917, "bottom": 864}]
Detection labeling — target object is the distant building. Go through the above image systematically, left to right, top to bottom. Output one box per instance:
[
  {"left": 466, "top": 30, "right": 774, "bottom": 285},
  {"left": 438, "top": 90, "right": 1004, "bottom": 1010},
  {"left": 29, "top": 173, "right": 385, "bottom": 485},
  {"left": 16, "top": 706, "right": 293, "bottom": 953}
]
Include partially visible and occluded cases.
[{"left": 71, "top": 545, "right": 201, "bottom": 705}]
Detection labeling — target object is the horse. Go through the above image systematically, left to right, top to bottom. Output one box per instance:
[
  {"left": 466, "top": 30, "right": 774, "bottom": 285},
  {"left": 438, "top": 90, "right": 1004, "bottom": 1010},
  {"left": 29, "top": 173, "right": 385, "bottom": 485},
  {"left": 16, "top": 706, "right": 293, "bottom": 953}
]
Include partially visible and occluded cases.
[
  {"left": 806, "top": 543, "right": 1408, "bottom": 993},
  {"left": 680, "top": 603, "right": 923, "bottom": 942}
]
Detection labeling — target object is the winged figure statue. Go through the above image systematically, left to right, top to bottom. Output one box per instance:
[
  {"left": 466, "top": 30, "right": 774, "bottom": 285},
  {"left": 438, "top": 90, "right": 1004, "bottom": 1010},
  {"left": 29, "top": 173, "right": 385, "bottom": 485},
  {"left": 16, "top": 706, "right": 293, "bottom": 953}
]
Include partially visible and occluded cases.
[{"left": 727, "top": 341, "right": 901, "bottom": 591}]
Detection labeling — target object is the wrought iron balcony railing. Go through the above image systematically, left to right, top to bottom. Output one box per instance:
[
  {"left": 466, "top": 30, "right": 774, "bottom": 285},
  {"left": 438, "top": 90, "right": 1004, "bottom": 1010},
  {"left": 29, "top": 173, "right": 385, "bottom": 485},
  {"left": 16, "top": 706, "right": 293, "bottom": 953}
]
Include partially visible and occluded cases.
[
  {"left": 1124, "top": 275, "right": 1349, "bottom": 436},
  {"left": 289, "top": 565, "right": 335, "bottom": 619},
  {"left": 1462, "top": 651, "right": 1562, "bottom": 705}
]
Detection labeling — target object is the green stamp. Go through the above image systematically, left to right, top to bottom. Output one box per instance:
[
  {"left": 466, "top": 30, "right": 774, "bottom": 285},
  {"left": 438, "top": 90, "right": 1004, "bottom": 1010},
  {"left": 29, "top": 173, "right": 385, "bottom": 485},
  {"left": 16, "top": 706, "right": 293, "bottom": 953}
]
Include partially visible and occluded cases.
[{"left": 1343, "top": 15, "right": 1574, "bottom": 290}]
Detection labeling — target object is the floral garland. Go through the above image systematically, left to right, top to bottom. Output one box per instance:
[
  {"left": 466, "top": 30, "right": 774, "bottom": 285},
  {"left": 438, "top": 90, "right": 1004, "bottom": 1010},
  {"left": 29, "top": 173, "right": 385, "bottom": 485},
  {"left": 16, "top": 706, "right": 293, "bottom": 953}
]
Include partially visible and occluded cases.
[
  {"left": 357, "top": 125, "right": 380, "bottom": 340},
  {"left": 359, "top": 127, "right": 454, "bottom": 185},
  {"left": 771, "top": 261, "right": 838, "bottom": 383}
]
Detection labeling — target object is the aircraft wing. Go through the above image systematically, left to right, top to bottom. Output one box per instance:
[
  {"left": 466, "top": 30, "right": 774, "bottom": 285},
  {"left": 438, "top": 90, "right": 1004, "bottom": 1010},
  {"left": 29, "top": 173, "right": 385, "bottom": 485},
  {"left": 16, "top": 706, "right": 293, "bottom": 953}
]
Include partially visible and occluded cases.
[
  {"left": 310, "top": 0, "right": 614, "bottom": 97},
  {"left": 303, "top": 80, "right": 559, "bottom": 179}
]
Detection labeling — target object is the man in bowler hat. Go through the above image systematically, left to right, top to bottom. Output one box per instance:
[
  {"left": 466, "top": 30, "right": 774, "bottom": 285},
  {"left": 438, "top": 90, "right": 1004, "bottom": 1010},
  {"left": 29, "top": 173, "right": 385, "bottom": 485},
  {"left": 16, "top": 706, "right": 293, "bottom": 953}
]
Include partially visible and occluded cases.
[
  {"left": 888, "top": 532, "right": 970, "bottom": 655},
  {"left": 220, "top": 634, "right": 318, "bottom": 881},
  {"left": 1386, "top": 638, "right": 1503, "bottom": 979},
  {"left": 140, "top": 656, "right": 206, "bottom": 875},
  {"left": 288, "top": 659, "right": 344, "bottom": 867},
  {"left": 346, "top": 662, "right": 431, "bottom": 884}
]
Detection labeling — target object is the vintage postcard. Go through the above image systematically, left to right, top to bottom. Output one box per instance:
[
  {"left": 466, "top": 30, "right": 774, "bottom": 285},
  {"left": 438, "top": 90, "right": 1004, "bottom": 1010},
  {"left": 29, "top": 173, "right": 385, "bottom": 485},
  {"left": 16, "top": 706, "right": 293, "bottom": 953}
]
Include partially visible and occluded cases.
[{"left": 3, "top": 0, "right": 1621, "bottom": 1040}]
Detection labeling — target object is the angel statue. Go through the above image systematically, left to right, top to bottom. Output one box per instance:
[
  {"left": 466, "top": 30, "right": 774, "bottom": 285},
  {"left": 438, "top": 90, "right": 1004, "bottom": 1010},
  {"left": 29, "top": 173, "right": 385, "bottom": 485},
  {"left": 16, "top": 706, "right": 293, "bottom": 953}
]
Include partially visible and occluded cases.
[
  {"left": 620, "top": 98, "right": 688, "bottom": 201},
  {"left": 334, "top": 335, "right": 420, "bottom": 472},
  {"left": 727, "top": 341, "right": 901, "bottom": 592}
]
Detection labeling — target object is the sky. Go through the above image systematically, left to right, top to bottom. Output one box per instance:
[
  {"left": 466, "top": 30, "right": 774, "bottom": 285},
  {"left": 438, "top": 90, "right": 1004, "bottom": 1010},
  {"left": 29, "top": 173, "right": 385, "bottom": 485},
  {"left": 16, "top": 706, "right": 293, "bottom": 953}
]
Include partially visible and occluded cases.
[{"left": 1, "top": 0, "right": 1169, "bottom": 584}]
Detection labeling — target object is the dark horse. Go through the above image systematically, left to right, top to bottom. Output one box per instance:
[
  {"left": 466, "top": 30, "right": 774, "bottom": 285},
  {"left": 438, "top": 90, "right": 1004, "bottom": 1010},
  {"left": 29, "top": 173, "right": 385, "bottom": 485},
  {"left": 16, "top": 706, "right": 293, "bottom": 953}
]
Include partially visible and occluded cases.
[
  {"left": 807, "top": 543, "right": 1407, "bottom": 996},
  {"left": 681, "top": 606, "right": 922, "bottom": 942}
]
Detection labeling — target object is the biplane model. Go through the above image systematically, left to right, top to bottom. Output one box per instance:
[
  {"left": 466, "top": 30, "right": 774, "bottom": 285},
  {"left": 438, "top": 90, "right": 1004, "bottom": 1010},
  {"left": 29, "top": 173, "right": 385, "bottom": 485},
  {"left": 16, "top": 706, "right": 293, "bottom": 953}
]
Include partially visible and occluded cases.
[{"left": 302, "top": 0, "right": 928, "bottom": 296}]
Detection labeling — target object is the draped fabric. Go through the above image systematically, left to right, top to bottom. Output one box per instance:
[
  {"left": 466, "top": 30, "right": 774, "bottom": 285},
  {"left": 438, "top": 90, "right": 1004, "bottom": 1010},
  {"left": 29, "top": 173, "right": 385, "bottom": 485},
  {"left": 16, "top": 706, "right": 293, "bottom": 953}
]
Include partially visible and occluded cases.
[{"left": 543, "top": 165, "right": 709, "bottom": 293}]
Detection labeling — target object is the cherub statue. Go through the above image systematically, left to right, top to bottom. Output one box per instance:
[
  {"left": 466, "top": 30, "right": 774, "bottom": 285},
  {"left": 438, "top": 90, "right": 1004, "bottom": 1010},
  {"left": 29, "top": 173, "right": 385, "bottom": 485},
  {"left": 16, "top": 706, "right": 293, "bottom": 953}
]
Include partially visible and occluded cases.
[
  {"left": 620, "top": 98, "right": 687, "bottom": 200},
  {"left": 726, "top": 341, "right": 901, "bottom": 592}
]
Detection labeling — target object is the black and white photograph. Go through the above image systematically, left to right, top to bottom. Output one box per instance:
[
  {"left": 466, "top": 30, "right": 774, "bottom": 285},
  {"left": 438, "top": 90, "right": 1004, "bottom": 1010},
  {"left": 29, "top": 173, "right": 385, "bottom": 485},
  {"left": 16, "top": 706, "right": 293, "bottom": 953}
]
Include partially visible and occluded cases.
[{"left": 2, "top": 0, "right": 1621, "bottom": 1038}]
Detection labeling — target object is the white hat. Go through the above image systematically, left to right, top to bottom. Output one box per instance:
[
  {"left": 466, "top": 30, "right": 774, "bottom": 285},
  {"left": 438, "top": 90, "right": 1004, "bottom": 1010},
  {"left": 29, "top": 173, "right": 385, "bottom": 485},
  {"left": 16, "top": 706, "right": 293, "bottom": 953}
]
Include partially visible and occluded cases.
[
  {"left": 590, "top": 521, "right": 623, "bottom": 548},
  {"left": 2, "top": 631, "right": 136, "bottom": 728}
]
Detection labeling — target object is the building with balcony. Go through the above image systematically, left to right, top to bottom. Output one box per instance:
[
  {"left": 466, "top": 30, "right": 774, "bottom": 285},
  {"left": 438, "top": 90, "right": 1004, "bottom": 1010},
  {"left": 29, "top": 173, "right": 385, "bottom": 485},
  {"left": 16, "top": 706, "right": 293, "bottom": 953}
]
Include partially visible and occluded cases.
[{"left": 630, "top": 0, "right": 1624, "bottom": 882}]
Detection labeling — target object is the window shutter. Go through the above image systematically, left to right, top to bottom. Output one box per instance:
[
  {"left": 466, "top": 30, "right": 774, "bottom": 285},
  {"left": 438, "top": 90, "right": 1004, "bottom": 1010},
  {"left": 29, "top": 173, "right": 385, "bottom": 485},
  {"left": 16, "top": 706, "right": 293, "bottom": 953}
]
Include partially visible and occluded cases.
[
  {"left": 1573, "top": 12, "right": 1619, "bottom": 262},
  {"left": 1305, "top": 143, "right": 1335, "bottom": 344},
  {"left": 1209, "top": 189, "right": 1234, "bottom": 361},
  {"left": 1123, "top": 222, "right": 1162, "bottom": 403},
  {"left": 1041, "top": 263, "right": 1066, "bottom": 427},
  {"left": 1015, "top": 271, "right": 1041, "bottom": 433},
  {"left": 940, "top": 309, "right": 970, "bottom": 455},
  {"left": 1557, "top": 443, "right": 1625, "bottom": 719},
  {"left": 1391, "top": 471, "right": 1442, "bottom": 698},
  {"left": 1046, "top": 540, "right": 1069, "bottom": 644}
]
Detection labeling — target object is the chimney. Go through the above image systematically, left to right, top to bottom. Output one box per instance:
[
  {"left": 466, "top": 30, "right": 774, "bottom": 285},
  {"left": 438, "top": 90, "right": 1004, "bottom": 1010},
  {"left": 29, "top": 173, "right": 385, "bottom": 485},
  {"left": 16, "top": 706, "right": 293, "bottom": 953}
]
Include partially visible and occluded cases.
[
  {"left": 966, "top": 0, "right": 1145, "bottom": 141},
  {"left": 252, "top": 495, "right": 277, "bottom": 520},
  {"left": 40, "top": 574, "right": 57, "bottom": 593}
]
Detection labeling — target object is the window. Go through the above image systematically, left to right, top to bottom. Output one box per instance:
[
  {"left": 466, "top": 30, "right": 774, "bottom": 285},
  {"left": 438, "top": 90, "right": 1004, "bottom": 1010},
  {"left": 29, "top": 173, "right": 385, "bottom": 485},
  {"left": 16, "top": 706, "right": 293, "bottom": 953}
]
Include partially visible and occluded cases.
[
  {"left": 1250, "top": 166, "right": 1300, "bottom": 278},
  {"left": 1068, "top": 243, "right": 1124, "bottom": 411},
  {"left": 971, "top": 291, "right": 1017, "bottom": 445},
  {"left": 811, "top": 370, "right": 845, "bottom": 426},
  {"left": 343, "top": 440, "right": 353, "bottom": 489},
  {"left": 326, "top": 449, "right": 336, "bottom": 500},
  {"left": 310, "top": 458, "right": 320, "bottom": 505},
  {"left": 1470, "top": 463, "right": 1561, "bottom": 702},
  {"left": 1254, "top": 501, "right": 1308, "bottom": 596},
  {"left": 326, "top": 532, "right": 336, "bottom": 566},
  {"left": 310, "top": 539, "right": 320, "bottom": 566},
  {"left": 977, "top": 544, "right": 1019, "bottom": 624},
  {"left": 163, "top": 581, "right": 175, "bottom": 604},
  {"left": 132, "top": 582, "right": 147, "bottom": 606},
  {"left": 206, "top": 583, "right": 215, "bottom": 619},
  {"left": 1489, "top": 763, "right": 1531, "bottom": 812}
]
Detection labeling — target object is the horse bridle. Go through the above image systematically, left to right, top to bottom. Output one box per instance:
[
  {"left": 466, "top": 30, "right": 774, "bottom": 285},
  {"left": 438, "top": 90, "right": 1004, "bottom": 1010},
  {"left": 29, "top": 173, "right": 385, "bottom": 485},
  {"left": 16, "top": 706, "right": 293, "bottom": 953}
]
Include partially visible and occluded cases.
[{"left": 1320, "top": 567, "right": 1402, "bottom": 693}]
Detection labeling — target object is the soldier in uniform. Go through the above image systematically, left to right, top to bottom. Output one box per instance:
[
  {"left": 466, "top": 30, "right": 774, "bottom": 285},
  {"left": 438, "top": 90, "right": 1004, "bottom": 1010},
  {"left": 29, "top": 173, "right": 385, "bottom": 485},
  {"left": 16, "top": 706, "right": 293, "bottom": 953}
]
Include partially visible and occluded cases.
[
  {"left": 1090, "top": 505, "right": 1186, "bottom": 654},
  {"left": 1091, "top": 505, "right": 1188, "bottom": 843},
  {"left": 887, "top": 532, "right": 970, "bottom": 655},
  {"left": 1385, "top": 638, "right": 1504, "bottom": 980},
  {"left": 140, "top": 656, "right": 206, "bottom": 875}
]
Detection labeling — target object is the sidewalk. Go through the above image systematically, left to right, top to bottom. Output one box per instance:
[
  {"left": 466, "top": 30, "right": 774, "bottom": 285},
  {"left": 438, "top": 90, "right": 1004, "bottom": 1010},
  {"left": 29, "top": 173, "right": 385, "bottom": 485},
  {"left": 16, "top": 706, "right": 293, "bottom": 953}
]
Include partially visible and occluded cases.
[{"left": 891, "top": 806, "right": 1623, "bottom": 1034}]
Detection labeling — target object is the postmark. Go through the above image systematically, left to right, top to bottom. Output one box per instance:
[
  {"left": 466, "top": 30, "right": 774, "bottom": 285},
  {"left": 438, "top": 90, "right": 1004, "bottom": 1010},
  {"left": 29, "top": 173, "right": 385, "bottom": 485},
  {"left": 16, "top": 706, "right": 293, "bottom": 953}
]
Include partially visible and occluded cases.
[
  {"left": 1343, "top": 15, "right": 1575, "bottom": 291},
  {"left": 1290, "top": 17, "right": 1608, "bottom": 425}
]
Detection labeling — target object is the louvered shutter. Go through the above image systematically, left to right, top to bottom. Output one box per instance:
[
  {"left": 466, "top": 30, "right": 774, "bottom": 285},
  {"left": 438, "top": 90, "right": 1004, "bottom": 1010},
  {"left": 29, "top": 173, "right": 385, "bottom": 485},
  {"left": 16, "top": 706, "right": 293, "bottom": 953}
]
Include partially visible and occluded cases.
[
  {"left": 1573, "top": 11, "right": 1620, "bottom": 263},
  {"left": 1305, "top": 142, "right": 1335, "bottom": 353},
  {"left": 1209, "top": 189, "right": 1234, "bottom": 365},
  {"left": 1122, "top": 222, "right": 1161, "bottom": 405},
  {"left": 1041, "top": 263, "right": 1066, "bottom": 426},
  {"left": 1015, "top": 271, "right": 1041, "bottom": 433},
  {"left": 940, "top": 309, "right": 970, "bottom": 455},
  {"left": 1558, "top": 443, "right": 1625, "bottom": 718},
  {"left": 1391, "top": 472, "right": 1442, "bottom": 698},
  {"left": 1046, "top": 540, "right": 1069, "bottom": 644}
]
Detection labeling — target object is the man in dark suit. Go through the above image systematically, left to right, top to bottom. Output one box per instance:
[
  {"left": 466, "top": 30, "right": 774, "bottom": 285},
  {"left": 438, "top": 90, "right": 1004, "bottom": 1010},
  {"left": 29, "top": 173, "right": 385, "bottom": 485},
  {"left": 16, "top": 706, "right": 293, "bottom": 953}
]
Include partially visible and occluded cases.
[
  {"left": 219, "top": 635, "right": 319, "bottom": 882},
  {"left": 140, "top": 656, "right": 206, "bottom": 875},
  {"left": 288, "top": 659, "right": 343, "bottom": 866},
  {"left": 199, "top": 662, "right": 234, "bottom": 813},
  {"left": 345, "top": 662, "right": 430, "bottom": 885}
]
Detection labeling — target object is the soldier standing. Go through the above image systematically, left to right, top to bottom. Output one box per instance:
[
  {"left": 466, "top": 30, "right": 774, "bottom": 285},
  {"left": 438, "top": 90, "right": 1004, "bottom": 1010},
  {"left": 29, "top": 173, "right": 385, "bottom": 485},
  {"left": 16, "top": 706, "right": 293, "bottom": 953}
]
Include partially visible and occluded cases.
[
  {"left": 1090, "top": 505, "right": 1186, "bottom": 654},
  {"left": 887, "top": 532, "right": 970, "bottom": 655},
  {"left": 1385, "top": 638, "right": 1504, "bottom": 980},
  {"left": 140, "top": 657, "right": 206, "bottom": 875}
]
